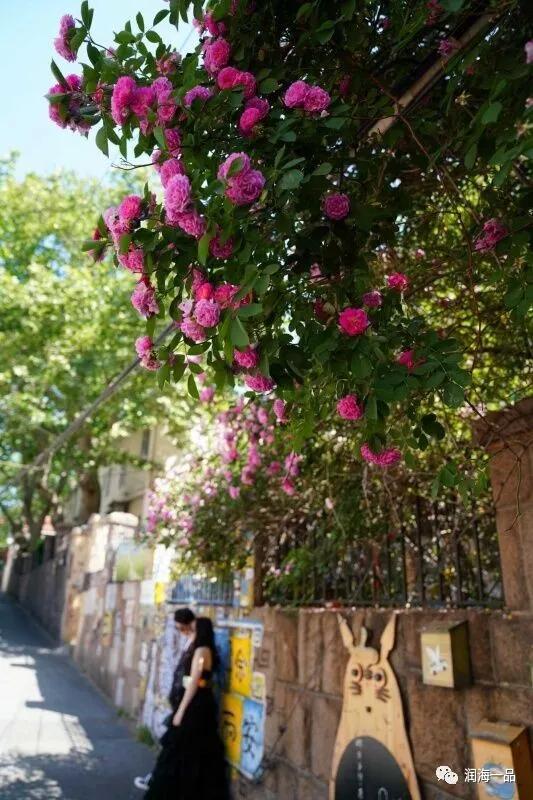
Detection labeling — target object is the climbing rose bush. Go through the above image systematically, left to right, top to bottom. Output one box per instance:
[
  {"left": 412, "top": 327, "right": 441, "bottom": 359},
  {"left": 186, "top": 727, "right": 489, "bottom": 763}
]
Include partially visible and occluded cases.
[
  {"left": 47, "top": 0, "right": 532, "bottom": 476},
  {"left": 146, "top": 396, "right": 299, "bottom": 571}
]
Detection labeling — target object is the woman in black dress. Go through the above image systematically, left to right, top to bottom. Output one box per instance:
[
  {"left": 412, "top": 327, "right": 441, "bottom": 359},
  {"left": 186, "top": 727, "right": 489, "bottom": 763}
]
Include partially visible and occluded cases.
[{"left": 144, "top": 616, "right": 231, "bottom": 800}]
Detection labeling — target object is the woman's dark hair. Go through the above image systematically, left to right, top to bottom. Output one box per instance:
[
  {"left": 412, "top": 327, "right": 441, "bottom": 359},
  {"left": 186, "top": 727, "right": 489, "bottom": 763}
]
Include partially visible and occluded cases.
[
  {"left": 174, "top": 607, "right": 195, "bottom": 625},
  {"left": 194, "top": 617, "right": 220, "bottom": 669}
]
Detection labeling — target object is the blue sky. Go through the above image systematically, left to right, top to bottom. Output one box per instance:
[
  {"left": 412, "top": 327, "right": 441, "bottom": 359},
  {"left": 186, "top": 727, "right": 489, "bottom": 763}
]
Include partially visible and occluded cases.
[{"left": 0, "top": 1, "right": 196, "bottom": 179}]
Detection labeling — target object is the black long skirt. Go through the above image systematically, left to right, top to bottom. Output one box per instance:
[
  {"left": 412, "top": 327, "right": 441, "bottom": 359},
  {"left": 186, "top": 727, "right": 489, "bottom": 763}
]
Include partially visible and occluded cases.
[{"left": 144, "top": 689, "right": 231, "bottom": 800}]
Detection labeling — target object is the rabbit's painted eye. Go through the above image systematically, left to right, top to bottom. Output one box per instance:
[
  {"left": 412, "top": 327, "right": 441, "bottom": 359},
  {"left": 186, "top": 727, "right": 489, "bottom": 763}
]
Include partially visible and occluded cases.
[
  {"left": 351, "top": 664, "right": 363, "bottom": 681},
  {"left": 374, "top": 667, "right": 386, "bottom": 684}
]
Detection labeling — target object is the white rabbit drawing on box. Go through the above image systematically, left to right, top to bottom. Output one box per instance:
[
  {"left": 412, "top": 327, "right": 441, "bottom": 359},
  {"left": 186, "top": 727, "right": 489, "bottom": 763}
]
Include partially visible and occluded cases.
[
  {"left": 330, "top": 613, "right": 421, "bottom": 800},
  {"left": 425, "top": 644, "right": 448, "bottom": 675}
]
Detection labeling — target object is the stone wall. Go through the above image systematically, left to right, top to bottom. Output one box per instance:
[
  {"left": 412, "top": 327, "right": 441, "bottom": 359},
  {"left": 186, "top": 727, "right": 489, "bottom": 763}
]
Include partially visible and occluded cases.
[
  {"left": 5, "top": 399, "right": 533, "bottom": 800},
  {"left": 4, "top": 529, "right": 70, "bottom": 640},
  {"left": 232, "top": 606, "right": 533, "bottom": 800}
]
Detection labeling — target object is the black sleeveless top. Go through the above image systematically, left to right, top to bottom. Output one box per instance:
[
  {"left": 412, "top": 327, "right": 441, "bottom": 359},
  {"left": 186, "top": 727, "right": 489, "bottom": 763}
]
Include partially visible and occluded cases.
[{"left": 168, "top": 644, "right": 214, "bottom": 710}]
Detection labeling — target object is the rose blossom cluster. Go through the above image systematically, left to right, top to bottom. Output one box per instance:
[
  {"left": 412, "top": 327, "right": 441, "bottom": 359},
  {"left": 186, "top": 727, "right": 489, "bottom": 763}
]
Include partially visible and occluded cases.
[
  {"left": 54, "top": 14, "right": 77, "bottom": 61},
  {"left": 48, "top": 74, "right": 91, "bottom": 133},
  {"left": 111, "top": 75, "right": 177, "bottom": 133},
  {"left": 284, "top": 80, "right": 331, "bottom": 114},
  {"left": 218, "top": 152, "right": 266, "bottom": 206},
  {"left": 102, "top": 193, "right": 160, "bottom": 319},
  {"left": 474, "top": 218, "right": 508, "bottom": 253},
  {"left": 178, "top": 269, "right": 249, "bottom": 344},
  {"left": 135, "top": 336, "right": 161, "bottom": 371},
  {"left": 231, "top": 344, "right": 275, "bottom": 394},
  {"left": 336, "top": 394, "right": 363, "bottom": 421},
  {"left": 361, "top": 443, "right": 402, "bottom": 468}
]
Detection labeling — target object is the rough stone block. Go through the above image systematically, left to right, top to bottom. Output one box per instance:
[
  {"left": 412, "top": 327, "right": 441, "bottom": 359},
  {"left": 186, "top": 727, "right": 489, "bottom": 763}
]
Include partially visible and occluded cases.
[
  {"left": 488, "top": 440, "right": 533, "bottom": 510},
  {"left": 495, "top": 507, "right": 529, "bottom": 610},
  {"left": 298, "top": 610, "right": 324, "bottom": 690},
  {"left": 275, "top": 611, "right": 299, "bottom": 683},
  {"left": 321, "top": 611, "right": 346, "bottom": 696},
  {"left": 465, "top": 611, "right": 494, "bottom": 683},
  {"left": 490, "top": 613, "right": 533, "bottom": 686},
  {"left": 406, "top": 675, "right": 467, "bottom": 788},
  {"left": 488, "top": 685, "right": 533, "bottom": 729},
  {"left": 279, "top": 686, "right": 311, "bottom": 771},
  {"left": 309, "top": 694, "right": 341, "bottom": 783},
  {"left": 275, "top": 761, "right": 298, "bottom": 800},
  {"left": 297, "top": 773, "right": 328, "bottom": 800}
]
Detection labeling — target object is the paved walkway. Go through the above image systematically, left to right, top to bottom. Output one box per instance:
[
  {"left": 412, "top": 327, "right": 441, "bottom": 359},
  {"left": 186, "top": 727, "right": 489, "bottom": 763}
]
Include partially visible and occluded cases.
[{"left": 0, "top": 593, "right": 154, "bottom": 799}]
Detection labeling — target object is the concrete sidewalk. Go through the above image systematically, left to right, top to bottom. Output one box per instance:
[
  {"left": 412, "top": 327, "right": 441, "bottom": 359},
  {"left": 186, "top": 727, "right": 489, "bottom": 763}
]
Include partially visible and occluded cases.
[{"left": 0, "top": 593, "right": 154, "bottom": 799}]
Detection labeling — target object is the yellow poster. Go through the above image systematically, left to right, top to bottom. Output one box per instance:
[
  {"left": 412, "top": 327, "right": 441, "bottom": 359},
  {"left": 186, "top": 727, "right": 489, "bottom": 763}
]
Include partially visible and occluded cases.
[
  {"left": 154, "top": 581, "right": 166, "bottom": 605},
  {"left": 101, "top": 612, "right": 113, "bottom": 646},
  {"left": 230, "top": 632, "right": 252, "bottom": 698},
  {"left": 221, "top": 692, "right": 243, "bottom": 765}
]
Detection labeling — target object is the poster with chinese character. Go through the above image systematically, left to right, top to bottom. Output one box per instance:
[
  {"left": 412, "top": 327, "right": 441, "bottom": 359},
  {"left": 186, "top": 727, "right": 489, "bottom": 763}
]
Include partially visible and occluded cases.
[
  {"left": 230, "top": 631, "right": 252, "bottom": 698},
  {"left": 221, "top": 692, "right": 243, "bottom": 766},
  {"left": 240, "top": 698, "right": 265, "bottom": 779}
]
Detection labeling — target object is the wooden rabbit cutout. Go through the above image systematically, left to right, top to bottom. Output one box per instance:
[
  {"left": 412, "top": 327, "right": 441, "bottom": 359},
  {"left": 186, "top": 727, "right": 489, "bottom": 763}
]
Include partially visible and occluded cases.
[{"left": 329, "top": 614, "right": 421, "bottom": 800}]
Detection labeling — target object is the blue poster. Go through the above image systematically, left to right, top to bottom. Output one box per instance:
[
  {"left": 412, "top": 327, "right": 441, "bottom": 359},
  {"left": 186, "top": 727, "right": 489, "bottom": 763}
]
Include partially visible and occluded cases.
[
  {"left": 215, "top": 628, "right": 231, "bottom": 691},
  {"left": 240, "top": 698, "right": 265, "bottom": 778}
]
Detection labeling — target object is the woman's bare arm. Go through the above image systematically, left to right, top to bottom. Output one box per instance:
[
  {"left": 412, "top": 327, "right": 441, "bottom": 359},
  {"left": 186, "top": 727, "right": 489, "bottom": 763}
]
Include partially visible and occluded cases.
[{"left": 173, "top": 646, "right": 211, "bottom": 726}]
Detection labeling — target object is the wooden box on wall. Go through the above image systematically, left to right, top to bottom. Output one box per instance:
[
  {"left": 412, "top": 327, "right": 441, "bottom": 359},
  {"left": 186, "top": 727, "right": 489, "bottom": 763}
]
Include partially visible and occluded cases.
[
  {"left": 420, "top": 620, "right": 471, "bottom": 688},
  {"left": 470, "top": 720, "right": 533, "bottom": 800}
]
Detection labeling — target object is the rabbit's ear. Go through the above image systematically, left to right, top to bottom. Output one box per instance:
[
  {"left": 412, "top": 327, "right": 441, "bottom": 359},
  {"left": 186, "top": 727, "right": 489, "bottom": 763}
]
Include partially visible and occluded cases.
[
  {"left": 380, "top": 613, "right": 397, "bottom": 662},
  {"left": 337, "top": 614, "right": 355, "bottom": 652},
  {"left": 358, "top": 625, "right": 368, "bottom": 647}
]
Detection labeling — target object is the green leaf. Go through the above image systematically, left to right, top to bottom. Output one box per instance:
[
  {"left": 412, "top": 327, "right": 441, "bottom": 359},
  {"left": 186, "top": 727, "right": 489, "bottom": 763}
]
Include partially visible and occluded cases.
[
  {"left": 440, "top": 0, "right": 464, "bottom": 10},
  {"left": 81, "top": 1, "right": 92, "bottom": 28},
  {"left": 296, "top": 3, "right": 313, "bottom": 20},
  {"left": 153, "top": 9, "right": 170, "bottom": 25},
  {"left": 136, "top": 12, "right": 145, "bottom": 31},
  {"left": 146, "top": 30, "right": 162, "bottom": 43},
  {"left": 50, "top": 60, "right": 68, "bottom": 88},
  {"left": 259, "top": 78, "right": 279, "bottom": 94},
  {"left": 481, "top": 102, "right": 502, "bottom": 125},
  {"left": 323, "top": 117, "right": 346, "bottom": 130},
  {"left": 95, "top": 126, "right": 109, "bottom": 157},
  {"left": 464, "top": 144, "right": 477, "bottom": 169},
  {"left": 227, "top": 156, "right": 245, "bottom": 177},
  {"left": 313, "top": 162, "right": 332, "bottom": 176},
  {"left": 279, "top": 170, "right": 304, "bottom": 192},
  {"left": 198, "top": 233, "right": 212, "bottom": 266},
  {"left": 237, "top": 303, "right": 263, "bottom": 318},
  {"left": 230, "top": 318, "right": 249, "bottom": 347},
  {"left": 157, "top": 362, "right": 170, "bottom": 388},
  {"left": 187, "top": 373, "right": 199, "bottom": 399},
  {"left": 442, "top": 382, "right": 465, "bottom": 408},
  {"left": 365, "top": 395, "right": 378, "bottom": 421}
]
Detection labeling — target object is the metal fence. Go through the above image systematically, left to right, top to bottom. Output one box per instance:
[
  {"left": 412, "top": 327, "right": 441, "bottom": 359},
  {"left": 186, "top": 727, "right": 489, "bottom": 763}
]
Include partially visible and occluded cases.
[
  {"left": 263, "top": 496, "right": 503, "bottom": 609},
  {"left": 170, "top": 574, "right": 235, "bottom": 606}
]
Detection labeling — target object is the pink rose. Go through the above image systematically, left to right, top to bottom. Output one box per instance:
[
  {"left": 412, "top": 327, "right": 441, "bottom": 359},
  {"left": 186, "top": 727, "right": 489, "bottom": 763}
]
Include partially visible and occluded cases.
[
  {"left": 203, "top": 37, "right": 231, "bottom": 75},
  {"left": 284, "top": 80, "right": 310, "bottom": 108},
  {"left": 184, "top": 85, "right": 213, "bottom": 107},
  {"left": 303, "top": 85, "right": 331, "bottom": 114},
  {"left": 226, "top": 168, "right": 266, "bottom": 205},
  {"left": 164, "top": 174, "right": 191, "bottom": 219},
  {"left": 322, "top": 192, "right": 350, "bottom": 221},
  {"left": 209, "top": 233, "right": 234, "bottom": 260},
  {"left": 386, "top": 272, "right": 409, "bottom": 292},
  {"left": 131, "top": 280, "right": 159, "bottom": 318},
  {"left": 362, "top": 290, "right": 383, "bottom": 308},
  {"left": 194, "top": 299, "right": 221, "bottom": 328},
  {"left": 338, "top": 307, "right": 369, "bottom": 336},
  {"left": 180, "top": 317, "right": 207, "bottom": 343},
  {"left": 234, "top": 346, "right": 260, "bottom": 369},
  {"left": 336, "top": 395, "right": 363, "bottom": 420},
  {"left": 361, "top": 443, "right": 402, "bottom": 468}
]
